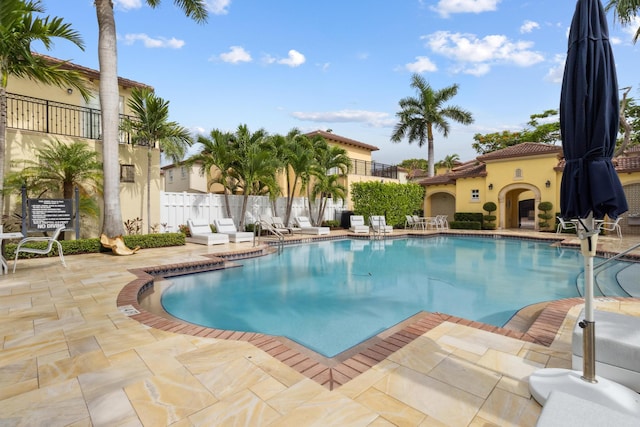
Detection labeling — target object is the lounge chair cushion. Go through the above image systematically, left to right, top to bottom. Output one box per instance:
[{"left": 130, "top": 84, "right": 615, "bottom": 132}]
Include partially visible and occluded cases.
[
  {"left": 349, "top": 215, "right": 369, "bottom": 233},
  {"left": 294, "top": 217, "right": 330, "bottom": 235},
  {"left": 213, "top": 218, "right": 254, "bottom": 243},
  {"left": 186, "top": 220, "right": 229, "bottom": 246},
  {"left": 572, "top": 309, "right": 640, "bottom": 392},
  {"left": 536, "top": 390, "right": 639, "bottom": 427}
]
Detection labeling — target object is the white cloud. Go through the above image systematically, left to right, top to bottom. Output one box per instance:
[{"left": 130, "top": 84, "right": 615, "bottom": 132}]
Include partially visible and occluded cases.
[
  {"left": 114, "top": 0, "right": 142, "bottom": 10},
  {"left": 206, "top": 0, "right": 231, "bottom": 15},
  {"left": 432, "top": 0, "right": 501, "bottom": 18},
  {"left": 621, "top": 16, "right": 640, "bottom": 41},
  {"left": 520, "top": 20, "right": 540, "bottom": 34},
  {"left": 422, "top": 31, "right": 544, "bottom": 74},
  {"left": 122, "top": 33, "right": 185, "bottom": 49},
  {"left": 610, "top": 36, "right": 622, "bottom": 45},
  {"left": 219, "top": 46, "right": 252, "bottom": 63},
  {"left": 278, "top": 50, "right": 306, "bottom": 67},
  {"left": 545, "top": 54, "right": 565, "bottom": 84},
  {"left": 405, "top": 56, "right": 438, "bottom": 73},
  {"left": 291, "top": 110, "right": 394, "bottom": 128}
]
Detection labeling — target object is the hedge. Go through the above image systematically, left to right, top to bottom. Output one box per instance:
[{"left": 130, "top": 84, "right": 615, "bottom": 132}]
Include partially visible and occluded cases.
[
  {"left": 351, "top": 181, "right": 425, "bottom": 228},
  {"left": 4, "top": 232, "right": 186, "bottom": 259}
]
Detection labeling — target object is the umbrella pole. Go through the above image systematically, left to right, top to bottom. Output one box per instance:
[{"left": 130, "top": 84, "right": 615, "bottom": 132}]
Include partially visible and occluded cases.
[{"left": 577, "top": 216, "right": 597, "bottom": 383}]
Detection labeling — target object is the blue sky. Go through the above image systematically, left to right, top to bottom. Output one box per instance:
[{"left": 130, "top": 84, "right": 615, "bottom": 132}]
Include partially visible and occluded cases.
[{"left": 41, "top": 0, "right": 639, "bottom": 165}]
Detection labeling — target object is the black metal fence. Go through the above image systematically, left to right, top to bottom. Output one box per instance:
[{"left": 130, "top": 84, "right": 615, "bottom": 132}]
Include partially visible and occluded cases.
[
  {"left": 6, "top": 92, "right": 133, "bottom": 144},
  {"left": 351, "top": 159, "right": 398, "bottom": 179}
]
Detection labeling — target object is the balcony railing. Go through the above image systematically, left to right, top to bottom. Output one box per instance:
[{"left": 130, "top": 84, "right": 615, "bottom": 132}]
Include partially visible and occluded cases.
[
  {"left": 6, "top": 92, "right": 133, "bottom": 144},
  {"left": 351, "top": 159, "right": 398, "bottom": 179}
]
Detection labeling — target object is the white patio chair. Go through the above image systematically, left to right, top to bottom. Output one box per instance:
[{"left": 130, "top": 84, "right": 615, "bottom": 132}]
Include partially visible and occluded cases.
[
  {"left": 556, "top": 216, "right": 577, "bottom": 234},
  {"left": 600, "top": 217, "right": 622, "bottom": 239},
  {"left": 13, "top": 226, "right": 66, "bottom": 273}
]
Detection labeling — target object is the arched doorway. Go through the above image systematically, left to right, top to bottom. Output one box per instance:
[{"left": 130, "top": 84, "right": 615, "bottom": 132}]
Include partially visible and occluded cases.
[
  {"left": 498, "top": 183, "right": 542, "bottom": 230},
  {"left": 427, "top": 191, "right": 455, "bottom": 219}
]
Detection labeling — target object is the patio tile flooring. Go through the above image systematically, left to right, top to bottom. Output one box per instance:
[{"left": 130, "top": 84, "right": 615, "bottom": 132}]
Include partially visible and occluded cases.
[{"left": 1, "top": 229, "right": 639, "bottom": 426}]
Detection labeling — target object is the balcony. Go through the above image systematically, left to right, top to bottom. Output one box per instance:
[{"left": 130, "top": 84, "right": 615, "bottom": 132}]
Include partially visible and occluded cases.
[{"left": 6, "top": 92, "right": 133, "bottom": 144}]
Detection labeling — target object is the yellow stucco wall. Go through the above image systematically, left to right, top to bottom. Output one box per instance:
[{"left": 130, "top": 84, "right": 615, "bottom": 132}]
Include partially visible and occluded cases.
[{"left": 6, "top": 129, "right": 160, "bottom": 238}]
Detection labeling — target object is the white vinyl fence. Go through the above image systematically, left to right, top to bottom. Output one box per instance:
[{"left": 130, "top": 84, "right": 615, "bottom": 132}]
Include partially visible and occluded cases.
[{"left": 160, "top": 192, "right": 345, "bottom": 232}]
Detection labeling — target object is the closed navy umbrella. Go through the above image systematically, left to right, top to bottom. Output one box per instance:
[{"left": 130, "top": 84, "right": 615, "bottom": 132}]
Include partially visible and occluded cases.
[{"left": 529, "top": 0, "right": 639, "bottom": 415}]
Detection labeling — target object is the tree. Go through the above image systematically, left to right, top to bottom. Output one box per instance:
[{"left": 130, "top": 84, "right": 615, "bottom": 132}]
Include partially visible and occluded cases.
[
  {"left": 0, "top": 0, "right": 90, "bottom": 219},
  {"left": 94, "top": 0, "right": 207, "bottom": 238},
  {"left": 606, "top": 0, "right": 640, "bottom": 43},
  {"left": 391, "top": 74, "right": 473, "bottom": 177},
  {"left": 615, "top": 87, "right": 640, "bottom": 155},
  {"left": 121, "top": 88, "right": 192, "bottom": 233},
  {"left": 472, "top": 109, "right": 560, "bottom": 154},
  {"left": 229, "top": 124, "right": 278, "bottom": 230},
  {"left": 188, "top": 129, "right": 237, "bottom": 218},
  {"left": 276, "top": 129, "right": 315, "bottom": 226},
  {"left": 309, "top": 139, "right": 350, "bottom": 226},
  {"left": 5, "top": 140, "right": 103, "bottom": 227},
  {"left": 435, "top": 153, "right": 460, "bottom": 173},
  {"left": 398, "top": 158, "right": 428, "bottom": 178}
]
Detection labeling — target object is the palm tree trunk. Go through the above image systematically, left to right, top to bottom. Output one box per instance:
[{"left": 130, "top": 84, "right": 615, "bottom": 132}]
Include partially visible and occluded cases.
[
  {"left": 95, "top": 0, "right": 125, "bottom": 237},
  {"left": 0, "top": 87, "right": 7, "bottom": 218},
  {"left": 147, "top": 147, "right": 152, "bottom": 234},
  {"left": 239, "top": 193, "right": 249, "bottom": 230}
]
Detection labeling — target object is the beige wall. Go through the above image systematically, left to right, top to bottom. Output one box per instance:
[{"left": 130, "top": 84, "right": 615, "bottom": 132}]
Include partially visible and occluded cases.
[
  {"left": 6, "top": 129, "right": 160, "bottom": 238},
  {"left": 164, "top": 164, "right": 208, "bottom": 193}
]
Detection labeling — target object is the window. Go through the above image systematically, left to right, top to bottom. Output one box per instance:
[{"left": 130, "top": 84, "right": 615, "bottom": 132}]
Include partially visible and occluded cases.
[
  {"left": 120, "top": 164, "right": 135, "bottom": 183},
  {"left": 181, "top": 166, "right": 187, "bottom": 178},
  {"left": 514, "top": 168, "right": 523, "bottom": 179},
  {"left": 168, "top": 170, "right": 174, "bottom": 183},
  {"left": 471, "top": 189, "right": 480, "bottom": 201}
]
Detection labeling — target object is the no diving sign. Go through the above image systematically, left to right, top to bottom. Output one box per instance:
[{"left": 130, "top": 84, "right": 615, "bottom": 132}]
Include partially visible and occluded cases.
[{"left": 28, "top": 199, "right": 73, "bottom": 231}]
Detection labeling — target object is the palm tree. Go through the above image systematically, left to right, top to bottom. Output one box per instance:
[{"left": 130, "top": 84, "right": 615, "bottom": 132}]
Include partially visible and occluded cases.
[
  {"left": 0, "top": 0, "right": 90, "bottom": 219},
  {"left": 94, "top": 0, "right": 207, "bottom": 238},
  {"left": 606, "top": 0, "right": 640, "bottom": 42},
  {"left": 391, "top": 74, "right": 474, "bottom": 177},
  {"left": 121, "top": 87, "right": 192, "bottom": 233},
  {"left": 229, "top": 125, "right": 279, "bottom": 230},
  {"left": 188, "top": 129, "right": 237, "bottom": 218},
  {"left": 277, "top": 129, "right": 315, "bottom": 226},
  {"left": 5, "top": 140, "right": 103, "bottom": 226},
  {"left": 309, "top": 140, "right": 350, "bottom": 226},
  {"left": 435, "top": 153, "right": 460, "bottom": 173}
]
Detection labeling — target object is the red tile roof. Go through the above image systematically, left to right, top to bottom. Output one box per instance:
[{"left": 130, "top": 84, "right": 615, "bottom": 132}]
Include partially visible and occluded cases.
[
  {"left": 36, "top": 53, "right": 152, "bottom": 90},
  {"left": 305, "top": 130, "right": 379, "bottom": 152},
  {"left": 477, "top": 142, "right": 562, "bottom": 161}
]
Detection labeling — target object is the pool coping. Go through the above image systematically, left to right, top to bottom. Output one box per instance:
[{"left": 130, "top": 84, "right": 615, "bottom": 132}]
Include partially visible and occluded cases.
[{"left": 116, "top": 233, "right": 640, "bottom": 390}]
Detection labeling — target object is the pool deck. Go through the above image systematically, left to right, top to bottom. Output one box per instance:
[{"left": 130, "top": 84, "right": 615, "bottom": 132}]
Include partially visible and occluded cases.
[{"left": 1, "top": 229, "right": 639, "bottom": 426}]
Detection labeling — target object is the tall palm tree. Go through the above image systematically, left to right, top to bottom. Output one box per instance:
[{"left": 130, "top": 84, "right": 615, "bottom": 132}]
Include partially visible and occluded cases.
[
  {"left": 0, "top": 0, "right": 90, "bottom": 218},
  {"left": 94, "top": 0, "right": 207, "bottom": 237},
  {"left": 606, "top": 0, "right": 640, "bottom": 42},
  {"left": 391, "top": 74, "right": 474, "bottom": 177},
  {"left": 121, "top": 87, "right": 192, "bottom": 233},
  {"left": 230, "top": 125, "right": 279, "bottom": 229},
  {"left": 188, "top": 129, "right": 237, "bottom": 218},
  {"left": 5, "top": 140, "right": 103, "bottom": 224}
]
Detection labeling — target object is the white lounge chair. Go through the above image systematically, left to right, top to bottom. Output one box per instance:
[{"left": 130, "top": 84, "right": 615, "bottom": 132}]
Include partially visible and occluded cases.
[
  {"left": 349, "top": 215, "right": 370, "bottom": 233},
  {"left": 369, "top": 215, "right": 393, "bottom": 234},
  {"left": 272, "top": 216, "right": 300, "bottom": 234},
  {"left": 294, "top": 216, "right": 330, "bottom": 235},
  {"left": 557, "top": 216, "right": 577, "bottom": 234},
  {"left": 600, "top": 217, "right": 622, "bottom": 239},
  {"left": 213, "top": 218, "right": 254, "bottom": 243},
  {"left": 186, "top": 220, "right": 229, "bottom": 246},
  {"left": 13, "top": 226, "right": 66, "bottom": 273}
]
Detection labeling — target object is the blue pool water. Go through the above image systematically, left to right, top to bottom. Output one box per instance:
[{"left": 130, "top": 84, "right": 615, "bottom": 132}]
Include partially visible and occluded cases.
[{"left": 161, "top": 236, "right": 634, "bottom": 357}]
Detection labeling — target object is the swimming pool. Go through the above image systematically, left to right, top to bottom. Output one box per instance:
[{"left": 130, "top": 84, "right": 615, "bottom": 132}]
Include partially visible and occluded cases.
[{"left": 161, "top": 236, "right": 635, "bottom": 357}]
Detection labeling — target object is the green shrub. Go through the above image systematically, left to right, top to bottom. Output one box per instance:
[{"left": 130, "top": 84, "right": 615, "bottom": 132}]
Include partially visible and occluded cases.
[
  {"left": 351, "top": 181, "right": 425, "bottom": 228},
  {"left": 537, "top": 201, "right": 554, "bottom": 231},
  {"left": 482, "top": 202, "right": 497, "bottom": 230},
  {"left": 322, "top": 220, "right": 341, "bottom": 228},
  {"left": 450, "top": 221, "right": 482, "bottom": 230},
  {"left": 5, "top": 232, "right": 185, "bottom": 259}
]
